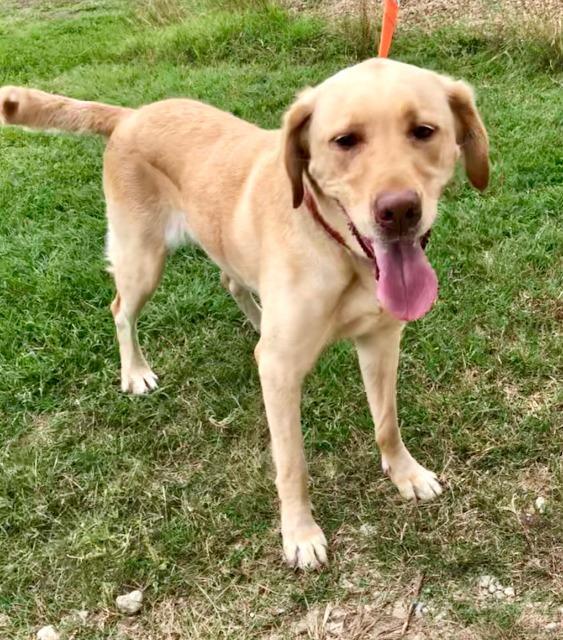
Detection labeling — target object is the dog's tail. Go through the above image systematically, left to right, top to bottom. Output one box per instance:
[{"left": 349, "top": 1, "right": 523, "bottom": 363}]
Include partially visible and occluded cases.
[{"left": 0, "top": 86, "right": 133, "bottom": 137}]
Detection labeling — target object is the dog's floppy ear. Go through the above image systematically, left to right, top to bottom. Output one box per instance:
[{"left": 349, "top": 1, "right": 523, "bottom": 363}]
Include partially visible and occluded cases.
[
  {"left": 447, "top": 80, "right": 489, "bottom": 191},
  {"left": 282, "top": 88, "right": 316, "bottom": 208}
]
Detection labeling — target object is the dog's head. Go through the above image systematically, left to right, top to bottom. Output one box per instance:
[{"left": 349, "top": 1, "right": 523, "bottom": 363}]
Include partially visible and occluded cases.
[{"left": 282, "top": 59, "right": 489, "bottom": 321}]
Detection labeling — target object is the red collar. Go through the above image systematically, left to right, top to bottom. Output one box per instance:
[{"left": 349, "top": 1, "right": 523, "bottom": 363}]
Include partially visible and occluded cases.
[
  {"left": 303, "top": 186, "right": 378, "bottom": 277},
  {"left": 303, "top": 187, "right": 349, "bottom": 251}
]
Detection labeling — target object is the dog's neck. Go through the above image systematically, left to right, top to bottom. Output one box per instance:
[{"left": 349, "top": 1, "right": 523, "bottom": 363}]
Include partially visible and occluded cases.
[{"left": 302, "top": 176, "right": 376, "bottom": 266}]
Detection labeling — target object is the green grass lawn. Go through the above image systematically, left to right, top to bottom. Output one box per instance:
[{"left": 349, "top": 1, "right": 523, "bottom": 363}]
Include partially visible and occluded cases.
[{"left": 0, "top": 1, "right": 561, "bottom": 638}]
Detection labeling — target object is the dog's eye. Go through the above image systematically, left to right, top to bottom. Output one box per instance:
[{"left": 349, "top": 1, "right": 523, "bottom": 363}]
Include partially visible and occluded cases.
[
  {"left": 411, "top": 125, "right": 436, "bottom": 141},
  {"left": 333, "top": 133, "right": 360, "bottom": 150}
]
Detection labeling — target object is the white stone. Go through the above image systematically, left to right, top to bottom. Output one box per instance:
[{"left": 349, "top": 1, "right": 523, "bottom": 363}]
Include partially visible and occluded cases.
[
  {"left": 535, "top": 496, "right": 547, "bottom": 514},
  {"left": 359, "top": 524, "right": 376, "bottom": 536},
  {"left": 478, "top": 575, "right": 493, "bottom": 588},
  {"left": 339, "top": 576, "right": 356, "bottom": 591},
  {"left": 488, "top": 584, "right": 497, "bottom": 594},
  {"left": 504, "top": 587, "right": 515, "bottom": 597},
  {"left": 116, "top": 590, "right": 143, "bottom": 615},
  {"left": 494, "top": 590, "right": 505, "bottom": 600},
  {"left": 392, "top": 600, "right": 408, "bottom": 619},
  {"left": 330, "top": 607, "right": 347, "bottom": 620},
  {"left": 294, "top": 608, "right": 320, "bottom": 635},
  {"left": 65, "top": 609, "right": 88, "bottom": 625},
  {"left": 294, "top": 619, "right": 309, "bottom": 635},
  {"left": 325, "top": 619, "right": 345, "bottom": 635},
  {"left": 545, "top": 622, "right": 559, "bottom": 632},
  {"left": 37, "top": 626, "right": 60, "bottom": 640}
]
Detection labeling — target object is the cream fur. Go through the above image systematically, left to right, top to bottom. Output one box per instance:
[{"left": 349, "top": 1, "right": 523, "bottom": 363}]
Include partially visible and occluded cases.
[{"left": 0, "top": 58, "right": 489, "bottom": 569}]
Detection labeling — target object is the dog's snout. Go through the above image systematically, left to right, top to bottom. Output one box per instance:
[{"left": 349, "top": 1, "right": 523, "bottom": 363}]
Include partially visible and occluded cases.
[{"left": 374, "top": 190, "right": 421, "bottom": 236}]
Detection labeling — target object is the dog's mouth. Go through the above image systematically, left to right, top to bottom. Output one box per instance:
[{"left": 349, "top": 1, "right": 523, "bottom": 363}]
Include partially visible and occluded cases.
[
  {"left": 305, "top": 186, "right": 438, "bottom": 322},
  {"left": 337, "top": 197, "right": 438, "bottom": 322},
  {"left": 371, "top": 233, "right": 437, "bottom": 322}
]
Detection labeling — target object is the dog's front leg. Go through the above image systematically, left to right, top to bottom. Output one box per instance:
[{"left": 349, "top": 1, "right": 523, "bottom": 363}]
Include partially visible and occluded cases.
[
  {"left": 256, "top": 309, "right": 329, "bottom": 570},
  {"left": 355, "top": 321, "right": 442, "bottom": 502}
]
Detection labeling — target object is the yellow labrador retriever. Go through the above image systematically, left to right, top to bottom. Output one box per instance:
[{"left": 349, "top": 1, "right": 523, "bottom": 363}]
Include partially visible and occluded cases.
[{"left": 0, "top": 58, "right": 488, "bottom": 569}]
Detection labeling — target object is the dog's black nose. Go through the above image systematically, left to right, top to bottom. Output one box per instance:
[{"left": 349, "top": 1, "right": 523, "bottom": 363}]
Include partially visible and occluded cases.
[{"left": 374, "top": 190, "right": 421, "bottom": 236}]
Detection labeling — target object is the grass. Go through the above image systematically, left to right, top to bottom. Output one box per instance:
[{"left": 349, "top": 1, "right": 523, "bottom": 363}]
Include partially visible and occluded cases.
[{"left": 0, "top": 1, "right": 562, "bottom": 638}]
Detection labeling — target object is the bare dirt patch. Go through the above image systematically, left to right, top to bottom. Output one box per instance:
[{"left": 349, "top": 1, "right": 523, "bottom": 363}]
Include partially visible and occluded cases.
[{"left": 283, "top": 0, "right": 563, "bottom": 36}]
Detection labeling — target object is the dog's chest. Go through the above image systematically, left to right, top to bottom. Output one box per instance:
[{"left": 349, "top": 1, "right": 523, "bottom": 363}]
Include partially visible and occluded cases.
[
  {"left": 164, "top": 210, "right": 193, "bottom": 250},
  {"left": 333, "top": 275, "right": 386, "bottom": 340}
]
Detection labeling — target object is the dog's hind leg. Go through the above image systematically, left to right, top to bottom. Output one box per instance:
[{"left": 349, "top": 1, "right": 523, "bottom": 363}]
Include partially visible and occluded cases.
[
  {"left": 106, "top": 215, "right": 166, "bottom": 394},
  {"left": 221, "top": 272, "right": 261, "bottom": 332}
]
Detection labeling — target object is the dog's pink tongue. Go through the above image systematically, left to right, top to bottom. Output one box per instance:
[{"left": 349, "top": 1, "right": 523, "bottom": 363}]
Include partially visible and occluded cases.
[{"left": 374, "top": 241, "right": 438, "bottom": 322}]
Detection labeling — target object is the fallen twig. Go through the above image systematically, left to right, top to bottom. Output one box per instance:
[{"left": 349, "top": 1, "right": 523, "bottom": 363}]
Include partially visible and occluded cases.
[{"left": 400, "top": 572, "right": 425, "bottom": 637}]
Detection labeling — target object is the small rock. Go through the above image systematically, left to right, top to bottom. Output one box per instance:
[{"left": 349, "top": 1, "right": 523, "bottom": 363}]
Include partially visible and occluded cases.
[
  {"left": 535, "top": 497, "right": 547, "bottom": 514},
  {"left": 359, "top": 523, "right": 376, "bottom": 536},
  {"left": 478, "top": 575, "right": 493, "bottom": 589},
  {"left": 339, "top": 576, "right": 356, "bottom": 591},
  {"left": 488, "top": 584, "right": 497, "bottom": 594},
  {"left": 504, "top": 587, "right": 515, "bottom": 598},
  {"left": 116, "top": 589, "right": 144, "bottom": 615},
  {"left": 494, "top": 590, "right": 505, "bottom": 600},
  {"left": 392, "top": 600, "right": 408, "bottom": 619},
  {"left": 414, "top": 602, "right": 428, "bottom": 617},
  {"left": 330, "top": 607, "right": 347, "bottom": 620},
  {"left": 294, "top": 608, "right": 320, "bottom": 635},
  {"left": 63, "top": 609, "right": 88, "bottom": 626},
  {"left": 0, "top": 614, "right": 9, "bottom": 628},
  {"left": 294, "top": 619, "right": 309, "bottom": 635},
  {"left": 325, "top": 619, "right": 345, "bottom": 635},
  {"left": 545, "top": 622, "right": 559, "bottom": 632},
  {"left": 37, "top": 626, "right": 60, "bottom": 640}
]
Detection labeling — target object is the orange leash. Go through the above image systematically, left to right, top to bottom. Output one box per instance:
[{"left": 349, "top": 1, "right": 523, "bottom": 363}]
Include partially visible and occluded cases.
[{"left": 378, "top": 0, "right": 399, "bottom": 58}]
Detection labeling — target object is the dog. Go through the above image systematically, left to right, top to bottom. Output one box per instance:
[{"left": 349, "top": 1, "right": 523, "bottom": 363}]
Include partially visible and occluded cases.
[{"left": 0, "top": 58, "right": 488, "bottom": 569}]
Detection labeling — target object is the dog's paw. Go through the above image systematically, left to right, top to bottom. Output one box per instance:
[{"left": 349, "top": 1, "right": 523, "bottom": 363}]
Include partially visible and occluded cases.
[
  {"left": 121, "top": 368, "right": 158, "bottom": 395},
  {"left": 382, "top": 453, "right": 442, "bottom": 502},
  {"left": 282, "top": 521, "right": 328, "bottom": 570}
]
